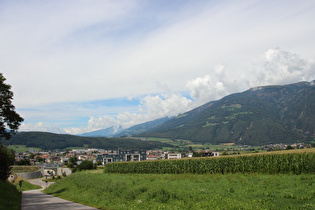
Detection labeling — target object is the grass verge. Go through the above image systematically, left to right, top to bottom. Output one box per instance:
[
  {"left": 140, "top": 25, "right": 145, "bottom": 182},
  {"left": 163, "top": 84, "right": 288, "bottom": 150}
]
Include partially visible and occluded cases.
[
  {"left": 43, "top": 170, "right": 315, "bottom": 209},
  {"left": 0, "top": 175, "right": 42, "bottom": 210},
  {"left": 12, "top": 175, "right": 42, "bottom": 191},
  {"left": 0, "top": 181, "right": 21, "bottom": 210}
]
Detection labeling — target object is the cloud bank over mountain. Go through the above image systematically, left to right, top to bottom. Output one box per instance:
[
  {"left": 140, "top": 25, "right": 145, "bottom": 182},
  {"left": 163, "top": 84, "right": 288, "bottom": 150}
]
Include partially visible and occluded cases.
[
  {"left": 1, "top": 1, "right": 314, "bottom": 134},
  {"left": 19, "top": 48, "right": 315, "bottom": 134}
]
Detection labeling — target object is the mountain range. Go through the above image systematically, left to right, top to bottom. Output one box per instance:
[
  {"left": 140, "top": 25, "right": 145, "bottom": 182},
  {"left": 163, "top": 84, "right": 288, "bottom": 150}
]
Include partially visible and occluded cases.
[
  {"left": 8, "top": 81, "right": 314, "bottom": 149},
  {"left": 82, "top": 81, "right": 314, "bottom": 146},
  {"left": 137, "top": 81, "right": 315, "bottom": 145}
]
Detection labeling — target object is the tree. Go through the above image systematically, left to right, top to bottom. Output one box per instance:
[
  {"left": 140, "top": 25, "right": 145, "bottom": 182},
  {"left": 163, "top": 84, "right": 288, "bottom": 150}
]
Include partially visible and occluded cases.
[
  {"left": 0, "top": 73, "right": 23, "bottom": 139},
  {"left": 0, "top": 73, "right": 23, "bottom": 181},
  {"left": 0, "top": 145, "right": 15, "bottom": 181},
  {"left": 286, "top": 145, "right": 294, "bottom": 150},
  {"left": 188, "top": 146, "right": 193, "bottom": 152},
  {"left": 29, "top": 153, "right": 35, "bottom": 159},
  {"left": 36, "top": 156, "right": 44, "bottom": 162},
  {"left": 69, "top": 156, "right": 78, "bottom": 165},
  {"left": 16, "top": 159, "right": 31, "bottom": 166},
  {"left": 73, "top": 160, "right": 96, "bottom": 173}
]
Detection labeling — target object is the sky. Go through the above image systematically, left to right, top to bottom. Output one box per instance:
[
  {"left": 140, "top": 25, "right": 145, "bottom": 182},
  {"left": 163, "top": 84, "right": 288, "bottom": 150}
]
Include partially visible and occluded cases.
[{"left": 1, "top": 0, "right": 315, "bottom": 135}]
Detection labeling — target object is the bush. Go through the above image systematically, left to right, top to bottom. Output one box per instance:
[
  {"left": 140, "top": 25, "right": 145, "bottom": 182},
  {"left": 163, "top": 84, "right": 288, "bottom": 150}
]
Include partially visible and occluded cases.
[
  {"left": 16, "top": 159, "right": 31, "bottom": 166},
  {"left": 73, "top": 160, "right": 96, "bottom": 173}
]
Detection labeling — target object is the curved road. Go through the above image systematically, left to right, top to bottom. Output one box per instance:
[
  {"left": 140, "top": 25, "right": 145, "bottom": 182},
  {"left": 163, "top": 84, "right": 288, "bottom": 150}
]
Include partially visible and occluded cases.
[{"left": 21, "top": 178, "right": 98, "bottom": 210}]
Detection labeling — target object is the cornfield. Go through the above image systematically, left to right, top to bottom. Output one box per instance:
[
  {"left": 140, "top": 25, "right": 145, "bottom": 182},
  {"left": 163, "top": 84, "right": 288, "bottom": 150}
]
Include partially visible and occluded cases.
[{"left": 104, "top": 149, "right": 315, "bottom": 175}]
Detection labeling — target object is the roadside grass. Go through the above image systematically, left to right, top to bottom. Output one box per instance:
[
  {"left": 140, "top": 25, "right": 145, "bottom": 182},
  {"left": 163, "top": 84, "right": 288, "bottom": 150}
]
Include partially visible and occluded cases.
[
  {"left": 43, "top": 171, "right": 315, "bottom": 209},
  {"left": 0, "top": 175, "right": 42, "bottom": 209},
  {"left": 12, "top": 175, "right": 42, "bottom": 191},
  {"left": 43, "top": 175, "right": 65, "bottom": 182},
  {"left": 0, "top": 181, "right": 21, "bottom": 210}
]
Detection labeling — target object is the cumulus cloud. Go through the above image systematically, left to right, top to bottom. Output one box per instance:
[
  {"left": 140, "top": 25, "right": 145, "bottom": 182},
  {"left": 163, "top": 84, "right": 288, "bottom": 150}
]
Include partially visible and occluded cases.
[
  {"left": 19, "top": 47, "right": 315, "bottom": 135},
  {"left": 186, "top": 48, "right": 315, "bottom": 107},
  {"left": 252, "top": 48, "right": 315, "bottom": 86},
  {"left": 186, "top": 65, "right": 230, "bottom": 105},
  {"left": 69, "top": 92, "right": 193, "bottom": 134},
  {"left": 140, "top": 94, "right": 192, "bottom": 119},
  {"left": 79, "top": 115, "right": 120, "bottom": 133},
  {"left": 20, "top": 122, "right": 67, "bottom": 134}
]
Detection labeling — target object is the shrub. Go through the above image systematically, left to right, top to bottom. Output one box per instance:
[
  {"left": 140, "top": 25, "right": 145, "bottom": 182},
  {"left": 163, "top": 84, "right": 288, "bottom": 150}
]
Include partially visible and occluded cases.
[
  {"left": 16, "top": 159, "right": 31, "bottom": 166},
  {"left": 73, "top": 160, "right": 96, "bottom": 173}
]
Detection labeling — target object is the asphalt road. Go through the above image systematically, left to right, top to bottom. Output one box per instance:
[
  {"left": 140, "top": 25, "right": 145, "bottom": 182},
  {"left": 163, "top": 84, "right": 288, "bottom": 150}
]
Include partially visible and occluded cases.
[
  {"left": 24, "top": 177, "right": 54, "bottom": 189},
  {"left": 21, "top": 178, "right": 98, "bottom": 210}
]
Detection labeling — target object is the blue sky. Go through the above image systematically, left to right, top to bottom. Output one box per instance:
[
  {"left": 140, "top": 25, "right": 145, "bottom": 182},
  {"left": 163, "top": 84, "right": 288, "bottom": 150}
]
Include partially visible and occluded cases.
[{"left": 1, "top": 0, "right": 315, "bottom": 134}]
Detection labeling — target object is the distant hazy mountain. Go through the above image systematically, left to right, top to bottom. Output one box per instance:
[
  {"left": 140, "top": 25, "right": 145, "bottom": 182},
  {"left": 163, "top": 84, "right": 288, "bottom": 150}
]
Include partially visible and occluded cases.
[
  {"left": 138, "top": 81, "right": 315, "bottom": 146},
  {"left": 79, "top": 117, "right": 171, "bottom": 138},
  {"left": 114, "top": 117, "right": 171, "bottom": 137},
  {"left": 79, "top": 125, "right": 123, "bottom": 137}
]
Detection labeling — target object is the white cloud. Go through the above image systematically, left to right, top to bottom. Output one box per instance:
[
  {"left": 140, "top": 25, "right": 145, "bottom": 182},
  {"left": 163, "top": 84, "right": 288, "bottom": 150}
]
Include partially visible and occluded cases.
[
  {"left": 3, "top": 0, "right": 314, "bottom": 108},
  {"left": 4, "top": 1, "right": 315, "bottom": 134},
  {"left": 19, "top": 47, "right": 315, "bottom": 135},
  {"left": 186, "top": 48, "right": 315, "bottom": 107},
  {"left": 251, "top": 48, "right": 315, "bottom": 86},
  {"left": 186, "top": 65, "right": 230, "bottom": 105},
  {"left": 66, "top": 92, "right": 193, "bottom": 134},
  {"left": 140, "top": 93, "right": 192, "bottom": 119},
  {"left": 85, "top": 115, "right": 119, "bottom": 132},
  {"left": 20, "top": 122, "right": 67, "bottom": 134}
]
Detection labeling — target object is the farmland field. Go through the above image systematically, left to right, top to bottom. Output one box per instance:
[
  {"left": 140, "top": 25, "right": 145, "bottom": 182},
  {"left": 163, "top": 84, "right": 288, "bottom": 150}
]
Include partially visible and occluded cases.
[
  {"left": 8, "top": 145, "right": 41, "bottom": 153},
  {"left": 104, "top": 148, "right": 315, "bottom": 174},
  {"left": 44, "top": 149, "right": 315, "bottom": 209},
  {"left": 44, "top": 170, "right": 315, "bottom": 209}
]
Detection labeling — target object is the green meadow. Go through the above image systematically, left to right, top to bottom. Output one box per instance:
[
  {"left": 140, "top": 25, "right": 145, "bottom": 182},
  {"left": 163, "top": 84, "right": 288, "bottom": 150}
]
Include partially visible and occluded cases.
[
  {"left": 8, "top": 145, "right": 41, "bottom": 153},
  {"left": 44, "top": 170, "right": 315, "bottom": 209}
]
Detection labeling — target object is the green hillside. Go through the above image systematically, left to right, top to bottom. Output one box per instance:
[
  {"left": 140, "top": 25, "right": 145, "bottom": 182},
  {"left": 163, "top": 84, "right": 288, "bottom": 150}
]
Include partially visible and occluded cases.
[
  {"left": 139, "top": 81, "right": 315, "bottom": 145},
  {"left": 4, "top": 132, "right": 173, "bottom": 150}
]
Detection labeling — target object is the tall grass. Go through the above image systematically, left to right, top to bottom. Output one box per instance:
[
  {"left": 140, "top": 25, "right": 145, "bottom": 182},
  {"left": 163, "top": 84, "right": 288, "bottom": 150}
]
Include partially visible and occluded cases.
[
  {"left": 104, "top": 148, "right": 315, "bottom": 174},
  {"left": 43, "top": 171, "right": 315, "bottom": 209},
  {"left": 12, "top": 175, "right": 42, "bottom": 191},
  {"left": 0, "top": 181, "right": 21, "bottom": 210}
]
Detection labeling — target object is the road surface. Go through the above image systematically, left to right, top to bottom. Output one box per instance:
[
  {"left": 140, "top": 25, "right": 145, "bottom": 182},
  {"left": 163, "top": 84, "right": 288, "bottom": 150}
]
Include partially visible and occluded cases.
[{"left": 21, "top": 178, "right": 98, "bottom": 210}]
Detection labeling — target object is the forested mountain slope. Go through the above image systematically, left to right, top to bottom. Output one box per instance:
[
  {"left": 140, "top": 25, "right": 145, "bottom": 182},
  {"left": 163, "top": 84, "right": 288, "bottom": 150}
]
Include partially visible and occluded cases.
[
  {"left": 139, "top": 81, "right": 315, "bottom": 145},
  {"left": 5, "top": 132, "right": 172, "bottom": 150}
]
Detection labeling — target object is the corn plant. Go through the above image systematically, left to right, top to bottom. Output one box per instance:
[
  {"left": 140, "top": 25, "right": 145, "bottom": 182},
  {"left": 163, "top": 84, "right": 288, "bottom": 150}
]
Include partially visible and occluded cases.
[{"left": 104, "top": 149, "right": 315, "bottom": 175}]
